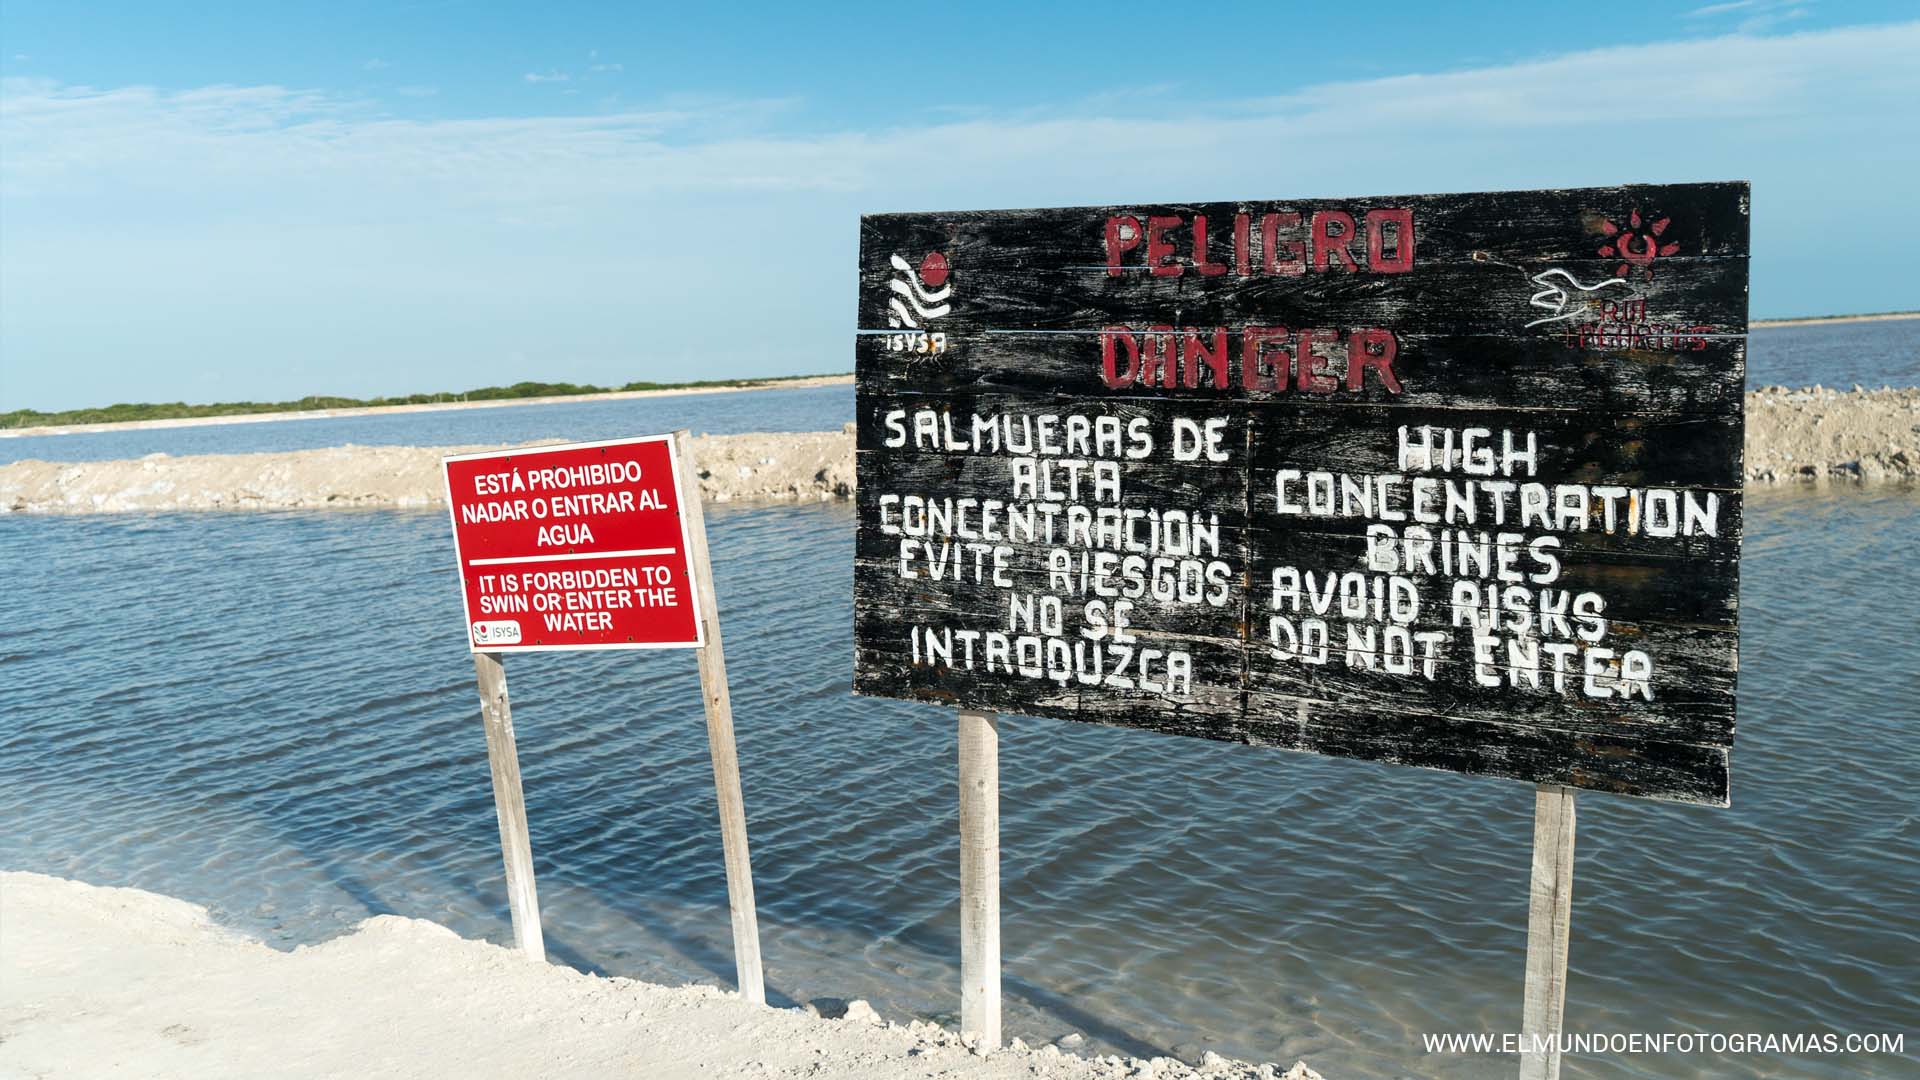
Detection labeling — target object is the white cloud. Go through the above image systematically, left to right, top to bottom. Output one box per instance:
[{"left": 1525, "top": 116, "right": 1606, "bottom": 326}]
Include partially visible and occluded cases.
[
  {"left": 1686, "top": 0, "right": 1813, "bottom": 32},
  {"left": 1689, "top": 1, "right": 1759, "bottom": 16},
  {"left": 0, "top": 21, "right": 1915, "bottom": 406},
  {"left": 8, "top": 23, "right": 1910, "bottom": 204},
  {"left": 363, "top": 58, "right": 390, "bottom": 71},
  {"left": 590, "top": 63, "right": 623, "bottom": 73},
  {"left": 522, "top": 71, "right": 569, "bottom": 84}
]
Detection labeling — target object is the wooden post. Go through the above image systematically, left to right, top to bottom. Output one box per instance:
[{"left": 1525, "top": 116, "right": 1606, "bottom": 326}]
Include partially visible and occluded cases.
[
  {"left": 672, "top": 430, "right": 766, "bottom": 1006},
  {"left": 472, "top": 651, "right": 546, "bottom": 963},
  {"left": 958, "top": 708, "right": 1002, "bottom": 1049},
  {"left": 1520, "top": 784, "right": 1577, "bottom": 1080}
]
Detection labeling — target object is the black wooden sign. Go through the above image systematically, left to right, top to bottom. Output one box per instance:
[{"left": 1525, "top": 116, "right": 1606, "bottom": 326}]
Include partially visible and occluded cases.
[{"left": 853, "top": 183, "right": 1746, "bottom": 805}]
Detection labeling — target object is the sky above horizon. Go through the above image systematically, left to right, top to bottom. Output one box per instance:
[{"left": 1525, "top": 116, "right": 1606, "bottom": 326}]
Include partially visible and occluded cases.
[{"left": 3, "top": 1, "right": 1917, "bottom": 411}]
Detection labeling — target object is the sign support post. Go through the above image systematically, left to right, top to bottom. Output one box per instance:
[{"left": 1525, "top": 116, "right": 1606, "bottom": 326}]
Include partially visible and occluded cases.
[
  {"left": 672, "top": 430, "right": 766, "bottom": 1007},
  {"left": 445, "top": 431, "right": 766, "bottom": 998},
  {"left": 472, "top": 650, "right": 546, "bottom": 963},
  {"left": 957, "top": 708, "right": 1001, "bottom": 1048},
  {"left": 1520, "top": 784, "right": 1577, "bottom": 1080}
]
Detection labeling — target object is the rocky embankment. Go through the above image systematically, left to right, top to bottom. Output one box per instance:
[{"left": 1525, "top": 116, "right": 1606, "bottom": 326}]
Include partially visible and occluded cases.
[
  {"left": 1743, "top": 386, "right": 1917, "bottom": 482},
  {"left": 1, "top": 390, "right": 1914, "bottom": 514},
  {"left": 0, "top": 427, "right": 857, "bottom": 514}
]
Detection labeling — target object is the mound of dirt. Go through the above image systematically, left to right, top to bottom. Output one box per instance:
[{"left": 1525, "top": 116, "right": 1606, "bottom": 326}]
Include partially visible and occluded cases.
[
  {"left": 1743, "top": 386, "right": 1918, "bottom": 483},
  {"left": 0, "top": 427, "right": 857, "bottom": 514}
]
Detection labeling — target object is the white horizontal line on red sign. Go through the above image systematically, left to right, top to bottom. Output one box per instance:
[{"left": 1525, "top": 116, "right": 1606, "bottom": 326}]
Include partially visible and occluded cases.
[{"left": 468, "top": 547, "right": 675, "bottom": 566}]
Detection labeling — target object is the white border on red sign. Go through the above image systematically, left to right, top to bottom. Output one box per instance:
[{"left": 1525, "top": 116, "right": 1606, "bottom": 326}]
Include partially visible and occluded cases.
[{"left": 441, "top": 432, "right": 707, "bottom": 653}]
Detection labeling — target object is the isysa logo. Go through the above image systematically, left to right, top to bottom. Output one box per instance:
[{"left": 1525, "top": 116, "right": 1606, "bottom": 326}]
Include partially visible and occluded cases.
[{"left": 883, "top": 251, "right": 951, "bottom": 355}]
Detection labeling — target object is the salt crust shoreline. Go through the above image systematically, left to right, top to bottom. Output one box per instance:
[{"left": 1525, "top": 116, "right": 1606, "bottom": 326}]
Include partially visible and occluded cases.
[
  {"left": 1748, "top": 311, "right": 1917, "bottom": 328},
  {"left": 0, "top": 374, "right": 854, "bottom": 439},
  {"left": 0, "top": 388, "right": 1913, "bottom": 514},
  {"left": 0, "top": 427, "right": 859, "bottom": 514},
  {"left": 0, "top": 871, "right": 1322, "bottom": 1080}
]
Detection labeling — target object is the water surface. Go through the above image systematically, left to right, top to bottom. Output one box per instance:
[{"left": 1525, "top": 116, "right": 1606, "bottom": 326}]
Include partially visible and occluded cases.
[
  {"left": 1747, "top": 318, "right": 1917, "bottom": 389},
  {"left": 5, "top": 487, "right": 1916, "bottom": 1078}
]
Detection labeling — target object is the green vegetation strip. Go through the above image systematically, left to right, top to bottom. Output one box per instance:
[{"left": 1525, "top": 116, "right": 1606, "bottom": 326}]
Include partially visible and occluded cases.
[{"left": 3, "top": 374, "right": 846, "bottom": 430}]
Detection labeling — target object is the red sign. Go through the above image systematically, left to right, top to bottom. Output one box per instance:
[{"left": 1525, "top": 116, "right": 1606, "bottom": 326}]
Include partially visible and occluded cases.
[{"left": 442, "top": 435, "right": 704, "bottom": 652}]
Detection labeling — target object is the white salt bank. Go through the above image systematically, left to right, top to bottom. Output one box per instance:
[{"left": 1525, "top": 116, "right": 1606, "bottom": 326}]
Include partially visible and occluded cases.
[{"left": 0, "top": 873, "right": 1323, "bottom": 1080}]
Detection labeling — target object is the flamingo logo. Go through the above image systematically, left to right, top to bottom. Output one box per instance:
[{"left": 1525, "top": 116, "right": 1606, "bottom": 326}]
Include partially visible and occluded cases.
[
  {"left": 887, "top": 252, "right": 952, "bottom": 329},
  {"left": 1525, "top": 268, "right": 1628, "bottom": 328}
]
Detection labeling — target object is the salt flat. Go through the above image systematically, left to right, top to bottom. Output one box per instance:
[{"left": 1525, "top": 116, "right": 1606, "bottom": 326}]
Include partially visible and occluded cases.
[{"left": 0, "top": 872, "right": 1317, "bottom": 1080}]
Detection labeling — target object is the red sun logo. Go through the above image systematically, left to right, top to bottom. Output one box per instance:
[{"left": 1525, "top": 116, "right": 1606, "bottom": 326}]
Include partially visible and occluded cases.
[
  {"left": 1597, "top": 210, "right": 1680, "bottom": 281},
  {"left": 918, "top": 251, "right": 950, "bottom": 288}
]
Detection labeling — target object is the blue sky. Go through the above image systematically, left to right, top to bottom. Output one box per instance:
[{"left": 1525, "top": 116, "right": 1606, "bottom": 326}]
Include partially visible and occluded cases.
[{"left": 2, "top": 1, "right": 1917, "bottom": 410}]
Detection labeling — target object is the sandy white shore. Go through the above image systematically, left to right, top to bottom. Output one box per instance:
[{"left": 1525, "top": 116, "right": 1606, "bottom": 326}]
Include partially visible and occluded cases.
[
  {"left": 1750, "top": 312, "right": 1918, "bottom": 328},
  {"left": 0, "top": 375, "right": 853, "bottom": 440},
  {"left": 0, "top": 388, "right": 1914, "bottom": 514},
  {"left": 0, "top": 872, "right": 1320, "bottom": 1080}
]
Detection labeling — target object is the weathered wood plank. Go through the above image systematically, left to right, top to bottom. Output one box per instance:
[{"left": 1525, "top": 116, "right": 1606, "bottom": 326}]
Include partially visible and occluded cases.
[
  {"left": 852, "top": 182, "right": 1746, "bottom": 805},
  {"left": 860, "top": 182, "right": 1751, "bottom": 267},
  {"left": 857, "top": 257, "right": 1747, "bottom": 337},
  {"left": 855, "top": 334, "right": 1748, "bottom": 416},
  {"left": 674, "top": 430, "right": 766, "bottom": 1006},
  {"left": 472, "top": 651, "right": 547, "bottom": 962},
  {"left": 1242, "top": 701, "right": 1726, "bottom": 806},
  {"left": 957, "top": 709, "right": 1002, "bottom": 1048},
  {"left": 1521, "top": 786, "right": 1578, "bottom": 1078}
]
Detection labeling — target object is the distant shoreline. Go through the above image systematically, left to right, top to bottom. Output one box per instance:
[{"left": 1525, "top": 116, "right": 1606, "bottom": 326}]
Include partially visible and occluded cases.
[
  {"left": 5, "top": 311, "right": 1911, "bottom": 438},
  {"left": 1751, "top": 311, "right": 1918, "bottom": 328},
  {"left": 0, "top": 374, "right": 853, "bottom": 440}
]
